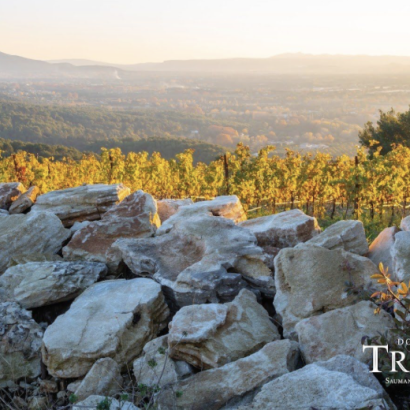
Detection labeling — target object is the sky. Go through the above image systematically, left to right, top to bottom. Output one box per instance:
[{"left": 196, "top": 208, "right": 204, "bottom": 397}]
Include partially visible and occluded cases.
[{"left": 1, "top": 0, "right": 410, "bottom": 64}]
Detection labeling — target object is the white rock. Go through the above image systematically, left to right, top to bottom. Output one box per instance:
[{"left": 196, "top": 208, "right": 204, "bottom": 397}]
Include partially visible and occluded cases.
[
  {"left": 0, "top": 182, "right": 26, "bottom": 210},
  {"left": 31, "top": 183, "right": 131, "bottom": 227},
  {"left": 63, "top": 191, "right": 160, "bottom": 273},
  {"left": 157, "top": 195, "right": 246, "bottom": 235},
  {"left": 157, "top": 198, "right": 193, "bottom": 222},
  {"left": 239, "top": 209, "right": 321, "bottom": 248},
  {"left": 0, "top": 212, "right": 71, "bottom": 274},
  {"left": 114, "top": 215, "right": 272, "bottom": 309},
  {"left": 400, "top": 215, "right": 410, "bottom": 231},
  {"left": 304, "top": 220, "right": 368, "bottom": 255},
  {"left": 369, "top": 226, "right": 399, "bottom": 274},
  {"left": 391, "top": 231, "right": 410, "bottom": 282},
  {"left": 274, "top": 244, "right": 377, "bottom": 338},
  {"left": 0, "top": 261, "right": 107, "bottom": 308},
  {"left": 42, "top": 278, "right": 169, "bottom": 378},
  {"left": 168, "top": 289, "right": 279, "bottom": 369},
  {"left": 295, "top": 301, "right": 394, "bottom": 364},
  {"left": 0, "top": 302, "right": 44, "bottom": 387},
  {"left": 133, "top": 335, "right": 194, "bottom": 388},
  {"left": 156, "top": 339, "right": 300, "bottom": 410},
  {"left": 239, "top": 355, "right": 395, "bottom": 410},
  {"left": 74, "top": 358, "right": 123, "bottom": 401}
]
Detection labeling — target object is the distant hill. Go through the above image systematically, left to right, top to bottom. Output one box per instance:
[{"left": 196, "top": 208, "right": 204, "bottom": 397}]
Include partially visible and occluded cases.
[{"left": 47, "top": 53, "right": 410, "bottom": 75}]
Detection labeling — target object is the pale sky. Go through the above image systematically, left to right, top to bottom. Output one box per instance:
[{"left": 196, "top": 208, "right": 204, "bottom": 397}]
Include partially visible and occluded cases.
[{"left": 1, "top": 0, "right": 410, "bottom": 64}]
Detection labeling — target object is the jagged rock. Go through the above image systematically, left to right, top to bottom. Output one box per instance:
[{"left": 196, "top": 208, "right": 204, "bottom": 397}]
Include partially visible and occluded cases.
[
  {"left": 0, "top": 182, "right": 26, "bottom": 210},
  {"left": 31, "top": 184, "right": 131, "bottom": 227},
  {"left": 9, "top": 186, "right": 39, "bottom": 214},
  {"left": 63, "top": 191, "right": 160, "bottom": 273},
  {"left": 157, "top": 196, "right": 246, "bottom": 235},
  {"left": 157, "top": 198, "right": 193, "bottom": 222},
  {"left": 239, "top": 209, "right": 321, "bottom": 248},
  {"left": 0, "top": 212, "right": 71, "bottom": 274},
  {"left": 114, "top": 215, "right": 272, "bottom": 309},
  {"left": 401, "top": 215, "right": 410, "bottom": 231},
  {"left": 304, "top": 220, "right": 368, "bottom": 255},
  {"left": 70, "top": 221, "right": 91, "bottom": 233},
  {"left": 369, "top": 226, "right": 399, "bottom": 273},
  {"left": 391, "top": 231, "right": 410, "bottom": 282},
  {"left": 274, "top": 244, "right": 376, "bottom": 338},
  {"left": 7, "top": 253, "right": 63, "bottom": 268},
  {"left": 0, "top": 261, "right": 107, "bottom": 309},
  {"left": 42, "top": 278, "right": 169, "bottom": 378},
  {"left": 168, "top": 289, "right": 279, "bottom": 369},
  {"left": 295, "top": 301, "right": 394, "bottom": 364},
  {"left": 0, "top": 302, "right": 44, "bottom": 387},
  {"left": 133, "top": 336, "right": 194, "bottom": 387},
  {"left": 156, "top": 339, "right": 299, "bottom": 410},
  {"left": 239, "top": 355, "right": 395, "bottom": 410},
  {"left": 74, "top": 358, "right": 123, "bottom": 401},
  {"left": 73, "top": 396, "right": 140, "bottom": 410}
]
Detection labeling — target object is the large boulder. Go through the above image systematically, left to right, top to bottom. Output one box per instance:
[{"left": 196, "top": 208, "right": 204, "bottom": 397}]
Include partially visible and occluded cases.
[
  {"left": 0, "top": 182, "right": 26, "bottom": 210},
  {"left": 31, "top": 184, "right": 131, "bottom": 227},
  {"left": 9, "top": 186, "right": 40, "bottom": 214},
  {"left": 63, "top": 191, "right": 160, "bottom": 273},
  {"left": 157, "top": 196, "right": 246, "bottom": 235},
  {"left": 157, "top": 198, "right": 193, "bottom": 222},
  {"left": 239, "top": 209, "right": 321, "bottom": 248},
  {"left": 0, "top": 212, "right": 71, "bottom": 274},
  {"left": 114, "top": 215, "right": 272, "bottom": 308},
  {"left": 400, "top": 215, "right": 410, "bottom": 231},
  {"left": 304, "top": 220, "right": 368, "bottom": 255},
  {"left": 369, "top": 226, "right": 399, "bottom": 274},
  {"left": 391, "top": 231, "right": 410, "bottom": 282},
  {"left": 274, "top": 244, "right": 377, "bottom": 338},
  {"left": 0, "top": 261, "right": 107, "bottom": 309},
  {"left": 42, "top": 278, "right": 169, "bottom": 378},
  {"left": 168, "top": 289, "right": 280, "bottom": 369},
  {"left": 295, "top": 301, "right": 394, "bottom": 364},
  {"left": 0, "top": 302, "right": 44, "bottom": 387},
  {"left": 133, "top": 336, "right": 194, "bottom": 388},
  {"left": 156, "top": 339, "right": 299, "bottom": 410},
  {"left": 239, "top": 355, "right": 395, "bottom": 410},
  {"left": 74, "top": 358, "right": 123, "bottom": 401}
]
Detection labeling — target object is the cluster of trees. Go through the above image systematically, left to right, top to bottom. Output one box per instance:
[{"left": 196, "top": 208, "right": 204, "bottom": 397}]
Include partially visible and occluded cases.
[{"left": 1, "top": 142, "right": 409, "bottom": 224}]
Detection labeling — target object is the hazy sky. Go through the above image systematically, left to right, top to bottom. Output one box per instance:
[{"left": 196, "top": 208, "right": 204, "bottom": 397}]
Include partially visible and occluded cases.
[{"left": 1, "top": 0, "right": 410, "bottom": 64}]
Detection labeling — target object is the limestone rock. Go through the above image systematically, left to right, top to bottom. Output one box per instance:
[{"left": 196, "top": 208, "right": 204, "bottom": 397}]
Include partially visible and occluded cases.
[
  {"left": 0, "top": 182, "right": 26, "bottom": 210},
  {"left": 31, "top": 183, "right": 131, "bottom": 227},
  {"left": 9, "top": 186, "right": 40, "bottom": 214},
  {"left": 63, "top": 191, "right": 160, "bottom": 272},
  {"left": 157, "top": 195, "right": 246, "bottom": 235},
  {"left": 157, "top": 198, "right": 193, "bottom": 222},
  {"left": 239, "top": 209, "right": 321, "bottom": 248},
  {"left": 0, "top": 212, "right": 71, "bottom": 274},
  {"left": 114, "top": 215, "right": 272, "bottom": 309},
  {"left": 400, "top": 215, "right": 410, "bottom": 231},
  {"left": 304, "top": 220, "right": 368, "bottom": 255},
  {"left": 70, "top": 221, "right": 91, "bottom": 233},
  {"left": 369, "top": 226, "right": 399, "bottom": 274},
  {"left": 391, "top": 231, "right": 410, "bottom": 282},
  {"left": 274, "top": 244, "right": 377, "bottom": 338},
  {"left": 7, "top": 253, "right": 63, "bottom": 268},
  {"left": 0, "top": 261, "right": 107, "bottom": 309},
  {"left": 42, "top": 278, "right": 169, "bottom": 378},
  {"left": 168, "top": 289, "right": 279, "bottom": 369},
  {"left": 295, "top": 301, "right": 394, "bottom": 364},
  {"left": 0, "top": 302, "right": 44, "bottom": 387},
  {"left": 133, "top": 336, "right": 194, "bottom": 388},
  {"left": 156, "top": 339, "right": 299, "bottom": 410},
  {"left": 240, "top": 355, "right": 395, "bottom": 410},
  {"left": 74, "top": 358, "right": 123, "bottom": 401},
  {"left": 73, "top": 396, "right": 140, "bottom": 410}
]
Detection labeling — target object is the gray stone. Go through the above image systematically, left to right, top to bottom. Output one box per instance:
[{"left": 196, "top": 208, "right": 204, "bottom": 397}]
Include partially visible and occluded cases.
[
  {"left": 0, "top": 182, "right": 26, "bottom": 210},
  {"left": 31, "top": 183, "right": 131, "bottom": 227},
  {"left": 9, "top": 186, "right": 40, "bottom": 214},
  {"left": 157, "top": 198, "right": 193, "bottom": 222},
  {"left": 239, "top": 209, "right": 321, "bottom": 248},
  {"left": 0, "top": 212, "right": 71, "bottom": 274},
  {"left": 369, "top": 226, "right": 399, "bottom": 274},
  {"left": 391, "top": 231, "right": 410, "bottom": 282},
  {"left": 0, "top": 261, "right": 107, "bottom": 308},
  {"left": 42, "top": 278, "right": 169, "bottom": 378},
  {"left": 168, "top": 289, "right": 280, "bottom": 369},
  {"left": 73, "top": 396, "right": 140, "bottom": 410}
]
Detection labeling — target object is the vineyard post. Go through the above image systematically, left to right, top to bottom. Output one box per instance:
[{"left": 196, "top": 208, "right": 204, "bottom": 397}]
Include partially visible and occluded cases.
[
  {"left": 223, "top": 154, "right": 230, "bottom": 195},
  {"left": 354, "top": 155, "right": 360, "bottom": 220}
]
